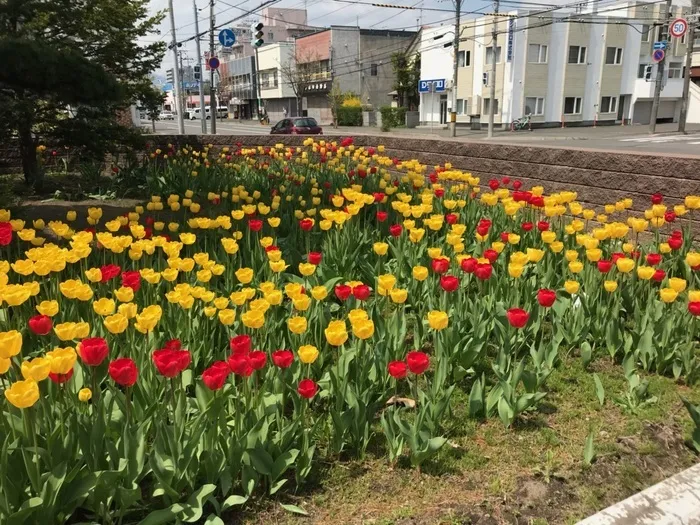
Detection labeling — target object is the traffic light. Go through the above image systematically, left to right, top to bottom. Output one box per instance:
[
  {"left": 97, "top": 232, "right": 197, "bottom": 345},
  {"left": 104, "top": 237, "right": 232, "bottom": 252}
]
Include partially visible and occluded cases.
[
  {"left": 251, "top": 22, "right": 264, "bottom": 48},
  {"left": 194, "top": 65, "right": 201, "bottom": 81},
  {"left": 166, "top": 68, "right": 174, "bottom": 84}
]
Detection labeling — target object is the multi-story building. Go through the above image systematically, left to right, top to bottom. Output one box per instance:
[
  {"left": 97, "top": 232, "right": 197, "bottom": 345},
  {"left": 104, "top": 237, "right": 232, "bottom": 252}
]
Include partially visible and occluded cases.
[
  {"left": 419, "top": 0, "right": 700, "bottom": 128},
  {"left": 295, "top": 26, "right": 416, "bottom": 123},
  {"left": 258, "top": 42, "right": 299, "bottom": 122},
  {"left": 219, "top": 55, "right": 258, "bottom": 120}
]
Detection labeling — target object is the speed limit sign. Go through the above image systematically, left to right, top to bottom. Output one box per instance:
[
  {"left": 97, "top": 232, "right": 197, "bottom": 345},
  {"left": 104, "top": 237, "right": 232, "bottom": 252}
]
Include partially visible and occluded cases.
[{"left": 670, "top": 18, "right": 688, "bottom": 38}]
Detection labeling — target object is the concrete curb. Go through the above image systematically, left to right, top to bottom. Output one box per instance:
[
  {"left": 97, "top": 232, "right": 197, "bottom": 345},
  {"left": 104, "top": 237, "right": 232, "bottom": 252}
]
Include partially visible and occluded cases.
[{"left": 577, "top": 462, "right": 700, "bottom": 524}]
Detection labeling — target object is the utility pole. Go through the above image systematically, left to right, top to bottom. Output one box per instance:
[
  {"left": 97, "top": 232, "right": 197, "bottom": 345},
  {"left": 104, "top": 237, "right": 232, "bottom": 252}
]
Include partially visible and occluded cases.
[
  {"left": 168, "top": 0, "right": 185, "bottom": 134},
  {"left": 193, "top": 0, "right": 207, "bottom": 134},
  {"left": 209, "top": 0, "right": 217, "bottom": 134},
  {"left": 449, "top": 0, "right": 462, "bottom": 137},
  {"left": 487, "top": 0, "right": 499, "bottom": 138},
  {"left": 649, "top": 0, "right": 673, "bottom": 134},
  {"left": 679, "top": 0, "right": 698, "bottom": 133},
  {"left": 179, "top": 51, "right": 187, "bottom": 121}
]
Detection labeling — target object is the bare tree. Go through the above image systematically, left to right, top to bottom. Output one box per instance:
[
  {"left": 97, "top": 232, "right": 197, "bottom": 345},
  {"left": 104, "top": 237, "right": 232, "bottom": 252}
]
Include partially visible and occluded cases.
[{"left": 278, "top": 48, "right": 320, "bottom": 117}]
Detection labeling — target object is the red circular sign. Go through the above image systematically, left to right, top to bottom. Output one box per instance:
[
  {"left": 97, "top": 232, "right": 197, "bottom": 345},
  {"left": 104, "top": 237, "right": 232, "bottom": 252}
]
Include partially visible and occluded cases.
[
  {"left": 670, "top": 18, "right": 688, "bottom": 38},
  {"left": 208, "top": 57, "right": 220, "bottom": 69}
]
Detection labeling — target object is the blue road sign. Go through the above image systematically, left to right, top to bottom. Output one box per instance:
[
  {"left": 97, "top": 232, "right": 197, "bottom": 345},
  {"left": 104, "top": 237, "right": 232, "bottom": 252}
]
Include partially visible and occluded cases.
[
  {"left": 219, "top": 29, "right": 236, "bottom": 48},
  {"left": 653, "top": 41, "right": 667, "bottom": 50},
  {"left": 652, "top": 49, "right": 665, "bottom": 63},
  {"left": 208, "top": 56, "right": 220, "bottom": 70},
  {"left": 418, "top": 79, "right": 446, "bottom": 93}
]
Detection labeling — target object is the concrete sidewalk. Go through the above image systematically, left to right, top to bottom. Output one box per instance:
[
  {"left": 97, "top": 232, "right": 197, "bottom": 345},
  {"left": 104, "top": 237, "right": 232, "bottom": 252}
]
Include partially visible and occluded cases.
[{"left": 577, "top": 462, "right": 700, "bottom": 524}]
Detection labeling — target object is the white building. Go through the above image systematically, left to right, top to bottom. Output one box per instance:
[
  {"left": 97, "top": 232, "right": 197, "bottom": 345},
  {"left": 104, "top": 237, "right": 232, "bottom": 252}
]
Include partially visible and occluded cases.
[
  {"left": 418, "top": 0, "right": 700, "bottom": 127},
  {"left": 258, "top": 42, "right": 299, "bottom": 122}
]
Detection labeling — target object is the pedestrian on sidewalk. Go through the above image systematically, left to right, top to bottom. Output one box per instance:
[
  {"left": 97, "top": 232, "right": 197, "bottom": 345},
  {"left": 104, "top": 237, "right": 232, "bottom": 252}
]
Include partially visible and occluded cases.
[{"left": 282, "top": 106, "right": 288, "bottom": 118}]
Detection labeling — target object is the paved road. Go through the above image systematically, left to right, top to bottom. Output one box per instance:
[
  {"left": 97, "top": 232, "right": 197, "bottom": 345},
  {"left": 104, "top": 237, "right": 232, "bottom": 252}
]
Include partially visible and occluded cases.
[{"left": 148, "top": 119, "right": 700, "bottom": 157}]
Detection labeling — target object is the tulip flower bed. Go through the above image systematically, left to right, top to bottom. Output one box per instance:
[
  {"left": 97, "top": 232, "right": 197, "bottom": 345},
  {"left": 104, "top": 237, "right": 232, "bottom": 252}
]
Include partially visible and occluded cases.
[{"left": 1, "top": 138, "right": 700, "bottom": 523}]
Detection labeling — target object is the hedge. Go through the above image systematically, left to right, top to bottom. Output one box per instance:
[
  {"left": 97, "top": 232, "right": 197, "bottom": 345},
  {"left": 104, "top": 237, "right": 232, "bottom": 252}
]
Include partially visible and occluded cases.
[
  {"left": 337, "top": 106, "right": 363, "bottom": 126},
  {"left": 379, "top": 107, "right": 406, "bottom": 129}
]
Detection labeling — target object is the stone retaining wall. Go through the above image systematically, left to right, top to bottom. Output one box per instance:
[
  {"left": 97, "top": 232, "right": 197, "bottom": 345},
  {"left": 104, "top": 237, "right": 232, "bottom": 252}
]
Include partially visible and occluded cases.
[{"left": 149, "top": 135, "right": 700, "bottom": 211}]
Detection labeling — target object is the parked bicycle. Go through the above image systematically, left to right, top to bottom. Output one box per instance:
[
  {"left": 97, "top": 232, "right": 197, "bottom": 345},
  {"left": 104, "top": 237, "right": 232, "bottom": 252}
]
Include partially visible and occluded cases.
[{"left": 512, "top": 113, "right": 532, "bottom": 131}]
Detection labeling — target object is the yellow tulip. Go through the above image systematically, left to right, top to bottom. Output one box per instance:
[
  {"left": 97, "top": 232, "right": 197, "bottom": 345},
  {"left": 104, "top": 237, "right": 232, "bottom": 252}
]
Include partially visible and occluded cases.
[
  {"left": 373, "top": 242, "right": 389, "bottom": 256},
  {"left": 527, "top": 248, "right": 545, "bottom": 263},
  {"left": 586, "top": 249, "right": 602, "bottom": 262},
  {"left": 686, "top": 252, "right": 700, "bottom": 268},
  {"left": 615, "top": 258, "right": 635, "bottom": 273},
  {"left": 568, "top": 261, "right": 584, "bottom": 274},
  {"left": 298, "top": 263, "right": 316, "bottom": 276},
  {"left": 508, "top": 263, "right": 524, "bottom": 278},
  {"left": 412, "top": 266, "right": 429, "bottom": 281},
  {"left": 637, "top": 266, "right": 655, "bottom": 280},
  {"left": 235, "top": 267, "right": 254, "bottom": 284},
  {"left": 85, "top": 268, "right": 102, "bottom": 283},
  {"left": 377, "top": 274, "right": 397, "bottom": 291},
  {"left": 669, "top": 278, "right": 687, "bottom": 293},
  {"left": 604, "top": 280, "right": 618, "bottom": 293},
  {"left": 564, "top": 281, "right": 580, "bottom": 294},
  {"left": 311, "top": 286, "right": 328, "bottom": 300},
  {"left": 114, "top": 287, "right": 134, "bottom": 303},
  {"left": 659, "top": 287, "right": 678, "bottom": 303},
  {"left": 390, "top": 288, "right": 408, "bottom": 304},
  {"left": 689, "top": 290, "right": 700, "bottom": 302},
  {"left": 292, "top": 294, "right": 311, "bottom": 311},
  {"left": 93, "top": 298, "right": 116, "bottom": 316},
  {"left": 118, "top": 302, "right": 138, "bottom": 319},
  {"left": 218, "top": 309, "right": 236, "bottom": 326},
  {"left": 241, "top": 309, "right": 264, "bottom": 329},
  {"left": 348, "top": 309, "right": 369, "bottom": 325},
  {"left": 427, "top": 310, "right": 449, "bottom": 330},
  {"left": 287, "top": 316, "right": 308, "bottom": 335},
  {"left": 352, "top": 319, "right": 375, "bottom": 339},
  {"left": 325, "top": 320, "right": 349, "bottom": 346},
  {"left": 0, "top": 330, "right": 22, "bottom": 359},
  {"left": 298, "top": 344, "right": 319, "bottom": 364},
  {"left": 46, "top": 347, "right": 77, "bottom": 374},
  {"left": 21, "top": 357, "right": 51, "bottom": 381},
  {"left": 0, "top": 358, "right": 10, "bottom": 375},
  {"left": 5, "top": 380, "right": 40, "bottom": 409},
  {"left": 78, "top": 388, "right": 92, "bottom": 402}
]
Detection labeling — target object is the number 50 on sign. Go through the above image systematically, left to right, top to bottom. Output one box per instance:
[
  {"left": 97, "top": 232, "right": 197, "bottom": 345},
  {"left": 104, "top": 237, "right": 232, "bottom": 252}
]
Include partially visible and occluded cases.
[{"left": 670, "top": 18, "right": 688, "bottom": 38}]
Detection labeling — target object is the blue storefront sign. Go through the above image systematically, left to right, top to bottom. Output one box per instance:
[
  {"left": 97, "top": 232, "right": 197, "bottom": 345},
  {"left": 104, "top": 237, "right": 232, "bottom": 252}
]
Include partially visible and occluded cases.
[
  {"left": 507, "top": 18, "right": 515, "bottom": 62},
  {"left": 419, "top": 79, "right": 446, "bottom": 93}
]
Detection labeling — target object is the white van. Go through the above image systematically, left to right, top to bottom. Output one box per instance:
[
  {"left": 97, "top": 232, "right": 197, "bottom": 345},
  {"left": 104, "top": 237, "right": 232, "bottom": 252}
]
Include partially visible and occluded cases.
[
  {"left": 216, "top": 106, "right": 229, "bottom": 119},
  {"left": 188, "top": 107, "right": 211, "bottom": 120}
]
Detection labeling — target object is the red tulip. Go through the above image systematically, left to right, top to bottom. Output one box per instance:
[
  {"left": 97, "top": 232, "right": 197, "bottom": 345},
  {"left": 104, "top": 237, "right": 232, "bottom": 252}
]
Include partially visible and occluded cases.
[
  {"left": 429, "top": 172, "right": 438, "bottom": 183},
  {"left": 501, "top": 176, "right": 510, "bottom": 185},
  {"left": 488, "top": 179, "right": 499, "bottom": 190},
  {"left": 512, "top": 180, "right": 522, "bottom": 190},
  {"left": 434, "top": 188, "right": 445, "bottom": 198},
  {"left": 513, "top": 191, "right": 532, "bottom": 203},
  {"left": 373, "top": 192, "right": 385, "bottom": 203},
  {"left": 651, "top": 192, "right": 663, "bottom": 204},
  {"left": 530, "top": 196, "right": 545, "bottom": 208},
  {"left": 376, "top": 211, "right": 388, "bottom": 222},
  {"left": 665, "top": 211, "right": 676, "bottom": 223},
  {"left": 445, "top": 213, "right": 458, "bottom": 225},
  {"left": 299, "top": 218, "right": 314, "bottom": 231},
  {"left": 248, "top": 219, "right": 263, "bottom": 232},
  {"left": 537, "top": 221, "right": 549, "bottom": 231},
  {"left": 0, "top": 222, "right": 12, "bottom": 246},
  {"left": 521, "top": 222, "right": 533, "bottom": 232},
  {"left": 389, "top": 224, "right": 403, "bottom": 237},
  {"left": 476, "top": 224, "right": 490, "bottom": 237},
  {"left": 500, "top": 232, "right": 510, "bottom": 242},
  {"left": 669, "top": 237, "right": 682, "bottom": 250},
  {"left": 483, "top": 249, "right": 498, "bottom": 263},
  {"left": 308, "top": 251, "right": 322, "bottom": 265},
  {"left": 611, "top": 253, "right": 625, "bottom": 263},
  {"left": 646, "top": 253, "right": 662, "bottom": 266},
  {"left": 431, "top": 257, "right": 450, "bottom": 274},
  {"left": 461, "top": 257, "right": 478, "bottom": 273},
  {"left": 597, "top": 260, "right": 613, "bottom": 273},
  {"left": 474, "top": 263, "right": 493, "bottom": 281},
  {"left": 100, "top": 264, "right": 122, "bottom": 283},
  {"left": 652, "top": 269, "right": 666, "bottom": 282},
  {"left": 121, "top": 271, "right": 141, "bottom": 292},
  {"left": 440, "top": 275, "right": 459, "bottom": 292},
  {"left": 335, "top": 284, "right": 352, "bottom": 301},
  {"left": 352, "top": 284, "right": 371, "bottom": 301},
  {"left": 537, "top": 289, "right": 556, "bottom": 308},
  {"left": 689, "top": 302, "right": 700, "bottom": 316},
  {"left": 507, "top": 308, "right": 530, "bottom": 328},
  {"left": 28, "top": 315, "right": 52, "bottom": 335},
  {"left": 230, "top": 335, "right": 251, "bottom": 355},
  {"left": 79, "top": 338, "right": 109, "bottom": 367},
  {"left": 164, "top": 338, "right": 182, "bottom": 350},
  {"left": 153, "top": 349, "right": 191, "bottom": 377},
  {"left": 272, "top": 350, "right": 294, "bottom": 368},
  {"left": 248, "top": 351, "right": 267, "bottom": 370},
  {"left": 406, "top": 351, "right": 430, "bottom": 374},
  {"left": 228, "top": 354, "right": 253, "bottom": 377},
  {"left": 108, "top": 358, "right": 138, "bottom": 387},
  {"left": 202, "top": 361, "right": 230, "bottom": 390},
  {"left": 388, "top": 361, "right": 408, "bottom": 379},
  {"left": 49, "top": 369, "right": 74, "bottom": 384},
  {"left": 297, "top": 378, "right": 318, "bottom": 399}
]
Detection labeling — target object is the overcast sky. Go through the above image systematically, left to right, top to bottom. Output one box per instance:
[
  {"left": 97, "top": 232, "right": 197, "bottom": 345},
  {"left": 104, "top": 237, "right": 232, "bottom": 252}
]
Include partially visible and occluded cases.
[{"left": 148, "top": 0, "right": 484, "bottom": 73}]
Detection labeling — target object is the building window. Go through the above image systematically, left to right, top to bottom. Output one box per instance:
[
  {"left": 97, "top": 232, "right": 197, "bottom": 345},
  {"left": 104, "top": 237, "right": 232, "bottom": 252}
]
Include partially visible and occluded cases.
[
  {"left": 641, "top": 24, "right": 650, "bottom": 42},
  {"left": 268, "top": 32, "right": 274, "bottom": 41},
  {"left": 681, "top": 32, "right": 687, "bottom": 44},
  {"left": 527, "top": 44, "right": 548, "bottom": 63},
  {"left": 485, "top": 46, "right": 502, "bottom": 64},
  {"left": 568, "top": 46, "right": 587, "bottom": 64},
  {"left": 605, "top": 47, "right": 623, "bottom": 65},
  {"left": 457, "top": 50, "right": 471, "bottom": 67},
  {"left": 668, "top": 61, "right": 683, "bottom": 78},
  {"left": 370, "top": 63, "right": 378, "bottom": 76},
  {"left": 638, "top": 63, "right": 652, "bottom": 79},
  {"left": 564, "top": 96, "right": 582, "bottom": 114},
  {"left": 600, "top": 96, "right": 617, "bottom": 113},
  {"left": 524, "top": 97, "right": 545, "bottom": 115},
  {"left": 483, "top": 98, "right": 499, "bottom": 115},
  {"left": 456, "top": 99, "right": 469, "bottom": 115}
]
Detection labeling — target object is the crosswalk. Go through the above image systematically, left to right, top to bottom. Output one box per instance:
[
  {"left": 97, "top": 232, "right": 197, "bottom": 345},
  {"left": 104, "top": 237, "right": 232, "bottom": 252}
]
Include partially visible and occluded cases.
[{"left": 619, "top": 134, "right": 700, "bottom": 144}]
